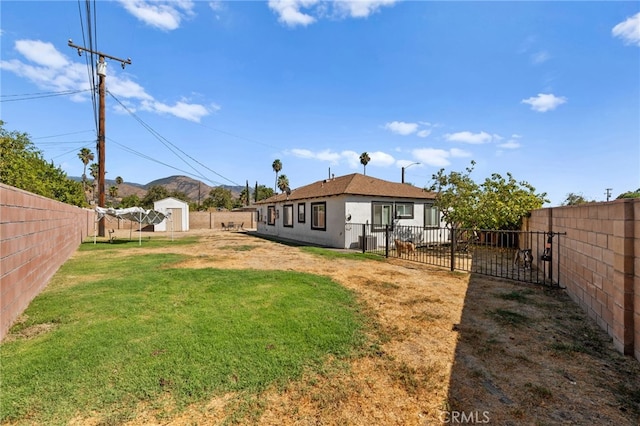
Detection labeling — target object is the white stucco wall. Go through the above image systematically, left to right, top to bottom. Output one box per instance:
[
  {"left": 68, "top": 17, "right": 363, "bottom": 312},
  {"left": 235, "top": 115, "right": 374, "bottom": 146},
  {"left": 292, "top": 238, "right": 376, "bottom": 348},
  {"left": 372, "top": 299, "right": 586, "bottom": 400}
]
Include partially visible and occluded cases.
[
  {"left": 256, "top": 195, "right": 448, "bottom": 249},
  {"left": 153, "top": 197, "right": 189, "bottom": 232},
  {"left": 256, "top": 197, "right": 346, "bottom": 247}
]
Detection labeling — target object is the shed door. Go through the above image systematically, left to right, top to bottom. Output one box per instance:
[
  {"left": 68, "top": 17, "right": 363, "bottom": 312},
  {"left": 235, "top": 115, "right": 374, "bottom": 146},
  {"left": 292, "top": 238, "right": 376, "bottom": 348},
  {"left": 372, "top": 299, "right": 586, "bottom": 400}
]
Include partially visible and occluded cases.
[{"left": 170, "top": 208, "right": 183, "bottom": 231}]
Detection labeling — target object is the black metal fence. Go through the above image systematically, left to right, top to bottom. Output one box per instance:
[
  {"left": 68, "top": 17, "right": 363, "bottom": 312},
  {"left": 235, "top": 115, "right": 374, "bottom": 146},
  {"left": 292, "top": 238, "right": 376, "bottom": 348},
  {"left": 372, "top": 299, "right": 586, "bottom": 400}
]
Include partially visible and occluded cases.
[{"left": 345, "top": 223, "right": 565, "bottom": 286}]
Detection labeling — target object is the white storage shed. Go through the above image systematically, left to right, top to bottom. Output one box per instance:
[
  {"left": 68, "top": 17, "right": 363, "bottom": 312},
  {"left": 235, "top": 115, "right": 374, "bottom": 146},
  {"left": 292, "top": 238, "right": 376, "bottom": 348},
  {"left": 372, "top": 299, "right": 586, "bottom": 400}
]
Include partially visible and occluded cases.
[{"left": 154, "top": 197, "right": 189, "bottom": 232}]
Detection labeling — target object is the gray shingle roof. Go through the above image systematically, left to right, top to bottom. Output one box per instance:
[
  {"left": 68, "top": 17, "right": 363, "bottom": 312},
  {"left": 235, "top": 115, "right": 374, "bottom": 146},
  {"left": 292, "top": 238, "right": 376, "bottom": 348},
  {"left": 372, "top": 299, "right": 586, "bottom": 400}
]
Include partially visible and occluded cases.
[{"left": 257, "top": 173, "right": 436, "bottom": 204}]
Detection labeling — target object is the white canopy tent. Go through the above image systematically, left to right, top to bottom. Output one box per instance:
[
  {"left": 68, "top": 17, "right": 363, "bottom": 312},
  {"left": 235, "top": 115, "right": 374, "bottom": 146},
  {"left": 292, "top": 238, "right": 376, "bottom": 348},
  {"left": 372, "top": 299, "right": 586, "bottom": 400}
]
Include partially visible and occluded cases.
[{"left": 95, "top": 207, "right": 171, "bottom": 245}]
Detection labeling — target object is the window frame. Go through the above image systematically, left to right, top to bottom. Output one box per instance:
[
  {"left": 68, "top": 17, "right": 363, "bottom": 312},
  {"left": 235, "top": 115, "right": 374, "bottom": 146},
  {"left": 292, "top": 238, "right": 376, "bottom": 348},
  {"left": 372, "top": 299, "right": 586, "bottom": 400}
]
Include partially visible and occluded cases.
[
  {"left": 311, "top": 202, "right": 326, "bottom": 231},
  {"left": 372, "top": 202, "right": 393, "bottom": 232},
  {"left": 395, "top": 202, "right": 414, "bottom": 219},
  {"left": 424, "top": 202, "right": 440, "bottom": 228},
  {"left": 297, "top": 203, "right": 306, "bottom": 223},
  {"left": 283, "top": 204, "right": 294, "bottom": 228},
  {"left": 267, "top": 205, "right": 276, "bottom": 226}
]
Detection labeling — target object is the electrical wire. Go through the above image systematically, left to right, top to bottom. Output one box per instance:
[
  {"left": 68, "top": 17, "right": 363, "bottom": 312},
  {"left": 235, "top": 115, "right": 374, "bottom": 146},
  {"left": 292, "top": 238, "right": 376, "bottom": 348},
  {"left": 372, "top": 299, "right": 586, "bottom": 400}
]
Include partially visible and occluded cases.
[
  {"left": 77, "top": 0, "right": 98, "bottom": 135},
  {"left": 0, "top": 89, "right": 91, "bottom": 102},
  {"left": 107, "top": 91, "right": 241, "bottom": 187},
  {"left": 108, "top": 137, "right": 226, "bottom": 186}
]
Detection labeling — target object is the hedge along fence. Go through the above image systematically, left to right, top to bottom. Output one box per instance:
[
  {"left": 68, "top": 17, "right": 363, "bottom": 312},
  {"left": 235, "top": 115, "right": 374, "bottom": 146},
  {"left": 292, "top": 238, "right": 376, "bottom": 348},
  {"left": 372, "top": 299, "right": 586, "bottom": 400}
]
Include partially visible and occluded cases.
[
  {"left": 0, "top": 184, "right": 93, "bottom": 341},
  {"left": 527, "top": 199, "right": 640, "bottom": 361}
]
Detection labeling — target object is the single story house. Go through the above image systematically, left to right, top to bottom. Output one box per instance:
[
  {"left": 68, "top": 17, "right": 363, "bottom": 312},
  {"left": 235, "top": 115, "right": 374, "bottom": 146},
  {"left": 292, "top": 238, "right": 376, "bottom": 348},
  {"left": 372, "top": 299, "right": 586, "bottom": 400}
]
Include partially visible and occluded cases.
[
  {"left": 255, "top": 173, "right": 446, "bottom": 249},
  {"left": 153, "top": 197, "right": 189, "bottom": 232}
]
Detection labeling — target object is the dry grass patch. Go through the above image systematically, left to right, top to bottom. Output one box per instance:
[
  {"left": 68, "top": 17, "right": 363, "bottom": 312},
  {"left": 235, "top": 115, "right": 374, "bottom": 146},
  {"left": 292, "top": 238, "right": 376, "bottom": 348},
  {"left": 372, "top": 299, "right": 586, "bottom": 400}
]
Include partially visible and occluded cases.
[{"left": 7, "top": 228, "right": 640, "bottom": 425}]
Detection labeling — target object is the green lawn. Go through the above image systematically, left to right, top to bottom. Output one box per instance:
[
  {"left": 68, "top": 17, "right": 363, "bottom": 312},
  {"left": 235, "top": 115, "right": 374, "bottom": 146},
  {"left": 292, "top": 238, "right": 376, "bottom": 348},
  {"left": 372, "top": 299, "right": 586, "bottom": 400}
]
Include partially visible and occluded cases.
[{"left": 1, "top": 239, "right": 366, "bottom": 424}]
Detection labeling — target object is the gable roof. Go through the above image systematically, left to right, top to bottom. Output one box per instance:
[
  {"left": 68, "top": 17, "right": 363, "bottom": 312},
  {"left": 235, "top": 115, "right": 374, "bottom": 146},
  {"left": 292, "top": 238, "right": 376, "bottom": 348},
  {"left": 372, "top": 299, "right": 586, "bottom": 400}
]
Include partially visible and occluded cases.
[{"left": 257, "top": 173, "right": 436, "bottom": 204}]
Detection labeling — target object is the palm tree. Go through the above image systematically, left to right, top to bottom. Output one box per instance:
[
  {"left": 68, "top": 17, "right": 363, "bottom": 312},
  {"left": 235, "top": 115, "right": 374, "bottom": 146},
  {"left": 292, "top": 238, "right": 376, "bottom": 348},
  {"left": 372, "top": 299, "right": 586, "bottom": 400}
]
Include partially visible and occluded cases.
[
  {"left": 77, "top": 148, "right": 94, "bottom": 192},
  {"left": 360, "top": 152, "right": 371, "bottom": 175},
  {"left": 272, "top": 159, "right": 282, "bottom": 191},
  {"left": 89, "top": 163, "right": 99, "bottom": 204},
  {"left": 277, "top": 174, "right": 290, "bottom": 193},
  {"left": 115, "top": 176, "right": 123, "bottom": 186},
  {"left": 109, "top": 185, "right": 118, "bottom": 198}
]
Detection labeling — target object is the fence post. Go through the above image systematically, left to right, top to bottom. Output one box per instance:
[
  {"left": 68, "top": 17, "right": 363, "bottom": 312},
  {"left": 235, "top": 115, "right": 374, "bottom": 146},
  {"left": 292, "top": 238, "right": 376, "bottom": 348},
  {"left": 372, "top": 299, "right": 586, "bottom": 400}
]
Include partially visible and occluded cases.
[
  {"left": 362, "top": 223, "right": 366, "bottom": 253},
  {"left": 385, "top": 225, "right": 390, "bottom": 258},
  {"left": 450, "top": 226, "right": 456, "bottom": 271}
]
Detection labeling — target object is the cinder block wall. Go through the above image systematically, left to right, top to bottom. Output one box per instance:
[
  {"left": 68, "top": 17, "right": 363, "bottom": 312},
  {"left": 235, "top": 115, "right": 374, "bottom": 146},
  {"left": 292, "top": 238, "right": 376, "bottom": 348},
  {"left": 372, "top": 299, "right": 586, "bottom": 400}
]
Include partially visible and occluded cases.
[
  {"left": 0, "top": 184, "right": 92, "bottom": 341},
  {"left": 528, "top": 199, "right": 639, "bottom": 360},
  {"left": 190, "top": 211, "right": 255, "bottom": 230}
]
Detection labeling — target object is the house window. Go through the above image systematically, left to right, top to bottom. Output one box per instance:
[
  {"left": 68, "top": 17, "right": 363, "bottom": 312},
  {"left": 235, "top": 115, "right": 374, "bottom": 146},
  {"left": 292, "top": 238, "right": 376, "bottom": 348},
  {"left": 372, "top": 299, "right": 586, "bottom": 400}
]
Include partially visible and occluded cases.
[
  {"left": 311, "top": 202, "right": 326, "bottom": 231},
  {"left": 372, "top": 202, "right": 393, "bottom": 231},
  {"left": 395, "top": 202, "right": 414, "bottom": 219},
  {"left": 424, "top": 202, "right": 439, "bottom": 228},
  {"left": 298, "top": 203, "right": 306, "bottom": 223},
  {"left": 283, "top": 204, "right": 294, "bottom": 227},
  {"left": 267, "top": 206, "right": 276, "bottom": 226}
]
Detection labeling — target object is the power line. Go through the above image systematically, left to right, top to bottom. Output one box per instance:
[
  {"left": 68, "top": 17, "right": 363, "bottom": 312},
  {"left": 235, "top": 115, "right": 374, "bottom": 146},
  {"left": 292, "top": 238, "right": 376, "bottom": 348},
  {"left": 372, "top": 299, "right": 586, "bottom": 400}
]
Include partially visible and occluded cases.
[
  {"left": 0, "top": 89, "right": 90, "bottom": 102},
  {"left": 107, "top": 91, "right": 241, "bottom": 187},
  {"left": 32, "top": 129, "right": 95, "bottom": 140},
  {"left": 108, "top": 137, "right": 226, "bottom": 186}
]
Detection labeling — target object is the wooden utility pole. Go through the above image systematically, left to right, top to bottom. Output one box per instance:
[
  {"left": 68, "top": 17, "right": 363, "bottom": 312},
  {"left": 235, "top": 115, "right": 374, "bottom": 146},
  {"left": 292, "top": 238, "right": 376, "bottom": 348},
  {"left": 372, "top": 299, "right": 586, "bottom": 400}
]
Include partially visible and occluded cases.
[{"left": 68, "top": 40, "right": 131, "bottom": 236}]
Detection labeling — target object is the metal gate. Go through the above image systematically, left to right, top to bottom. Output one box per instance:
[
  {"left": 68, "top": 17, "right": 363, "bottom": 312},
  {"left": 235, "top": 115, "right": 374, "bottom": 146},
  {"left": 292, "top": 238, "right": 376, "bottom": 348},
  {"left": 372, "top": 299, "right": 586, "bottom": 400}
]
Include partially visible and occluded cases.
[{"left": 346, "top": 223, "right": 565, "bottom": 286}]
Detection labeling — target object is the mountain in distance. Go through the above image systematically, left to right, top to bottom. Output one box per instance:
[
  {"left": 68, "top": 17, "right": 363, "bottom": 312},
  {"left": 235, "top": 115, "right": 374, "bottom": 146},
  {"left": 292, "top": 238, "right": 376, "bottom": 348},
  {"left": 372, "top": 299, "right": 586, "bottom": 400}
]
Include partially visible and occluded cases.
[{"left": 71, "top": 175, "right": 244, "bottom": 203}]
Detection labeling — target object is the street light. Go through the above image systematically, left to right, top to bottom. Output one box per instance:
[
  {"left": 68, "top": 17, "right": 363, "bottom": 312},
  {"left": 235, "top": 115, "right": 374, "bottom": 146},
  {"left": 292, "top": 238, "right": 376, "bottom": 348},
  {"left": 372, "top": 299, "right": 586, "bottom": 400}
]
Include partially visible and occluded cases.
[{"left": 401, "top": 162, "right": 420, "bottom": 183}]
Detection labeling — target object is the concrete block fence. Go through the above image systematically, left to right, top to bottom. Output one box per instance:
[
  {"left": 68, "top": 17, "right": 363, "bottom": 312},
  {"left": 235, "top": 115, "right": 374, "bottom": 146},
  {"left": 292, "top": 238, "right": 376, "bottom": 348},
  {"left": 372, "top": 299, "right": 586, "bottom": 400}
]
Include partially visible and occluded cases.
[
  {"left": 0, "top": 184, "right": 92, "bottom": 341},
  {"left": 528, "top": 199, "right": 639, "bottom": 360}
]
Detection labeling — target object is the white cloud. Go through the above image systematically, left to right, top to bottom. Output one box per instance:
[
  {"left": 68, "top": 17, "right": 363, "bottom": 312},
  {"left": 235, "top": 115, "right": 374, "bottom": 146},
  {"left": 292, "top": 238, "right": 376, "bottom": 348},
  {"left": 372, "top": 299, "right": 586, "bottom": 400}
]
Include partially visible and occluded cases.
[
  {"left": 117, "top": 0, "right": 195, "bottom": 31},
  {"left": 268, "top": 0, "right": 318, "bottom": 27},
  {"left": 268, "top": 0, "right": 397, "bottom": 27},
  {"left": 334, "top": 0, "right": 397, "bottom": 18},
  {"left": 612, "top": 12, "right": 640, "bottom": 46},
  {"left": 1, "top": 39, "right": 213, "bottom": 122},
  {"left": 0, "top": 40, "right": 88, "bottom": 96},
  {"left": 15, "top": 40, "right": 69, "bottom": 68},
  {"left": 531, "top": 50, "right": 550, "bottom": 65},
  {"left": 108, "top": 78, "right": 154, "bottom": 101},
  {"left": 521, "top": 93, "right": 567, "bottom": 112},
  {"left": 141, "top": 99, "right": 210, "bottom": 122},
  {"left": 384, "top": 121, "right": 418, "bottom": 136},
  {"left": 416, "top": 129, "right": 432, "bottom": 138},
  {"left": 444, "top": 131, "right": 493, "bottom": 144},
  {"left": 496, "top": 134, "right": 522, "bottom": 150},
  {"left": 498, "top": 140, "right": 521, "bottom": 149},
  {"left": 288, "top": 148, "right": 395, "bottom": 169},
  {"left": 290, "top": 148, "right": 342, "bottom": 163},
  {"left": 411, "top": 148, "right": 451, "bottom": 167},
  {"left": 450, "top": 148, "right": 472, "bottom": 158},
  {"left": 369, "top": 151, "right": 396, "bottom": 167}
]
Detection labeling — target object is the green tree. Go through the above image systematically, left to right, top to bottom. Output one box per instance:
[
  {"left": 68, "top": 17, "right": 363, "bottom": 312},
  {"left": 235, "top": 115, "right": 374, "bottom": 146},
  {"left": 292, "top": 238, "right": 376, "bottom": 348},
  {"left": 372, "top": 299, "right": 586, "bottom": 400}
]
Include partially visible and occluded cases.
[
  {"left": 0, "top": 121, "right": 86, "bottom": 207},
  {"left": 77, "top": 147, "right": 94, "bottom": 193},
  {"left": 360, "top": 152, "right": 370, "bottom": 175},
  {"left": 272, "top": 159, "right": 282, "bottom": 192},
  {"left": 429, "top": 161, "right": 548, "bottom": 230},
  {"left": 88, "top": 163, "right": 100, "bottom": 204},
  {"left": 277, "top": 174, "right": 290, "bottom": 193},
  {"left": 115, "top": 176, "right": 123, "bottom": 185},
  {"left": 255, "top": 184, "right": 274, "bottom": 201},
  {"left": 109, "top": 185, "right": 119, "bottom": 198},
  {"left": 141, "top": 185, "right": 170, "bottom": 209},
  {"left": 203, "top": 187, "right": 233, "bottom": 210},
  {"left": 617, "top": 188, "right": 640, "bottom": 199},
  {"left": 562, "top": 192, "right": 591, "bottom": 206},
  {"left": 119, "top": 194, "right": 140, "bottom": 208}
]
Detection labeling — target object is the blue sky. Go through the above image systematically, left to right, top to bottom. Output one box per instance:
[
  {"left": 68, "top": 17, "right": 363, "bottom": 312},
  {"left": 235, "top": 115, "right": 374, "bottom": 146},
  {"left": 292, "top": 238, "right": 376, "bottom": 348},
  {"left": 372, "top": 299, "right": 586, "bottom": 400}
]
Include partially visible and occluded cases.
[{"left": 1, "top": 1, "right": 639, "bottom": 206}]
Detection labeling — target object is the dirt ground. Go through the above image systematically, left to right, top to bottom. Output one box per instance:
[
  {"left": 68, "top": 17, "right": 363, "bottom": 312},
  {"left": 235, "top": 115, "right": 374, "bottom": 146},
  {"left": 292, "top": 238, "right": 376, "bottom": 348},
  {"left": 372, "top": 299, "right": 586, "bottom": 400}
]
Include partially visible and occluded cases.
[{"left": 99, "top": 229, "right": 639, "bottom": 425}]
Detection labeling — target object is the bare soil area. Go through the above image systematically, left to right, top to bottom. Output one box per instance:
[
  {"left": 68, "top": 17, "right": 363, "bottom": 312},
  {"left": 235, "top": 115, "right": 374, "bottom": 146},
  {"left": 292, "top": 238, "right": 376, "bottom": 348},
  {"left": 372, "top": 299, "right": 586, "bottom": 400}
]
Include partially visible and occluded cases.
[{"left": 105, "top": 230, "right": 640, "bottom": 424}]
